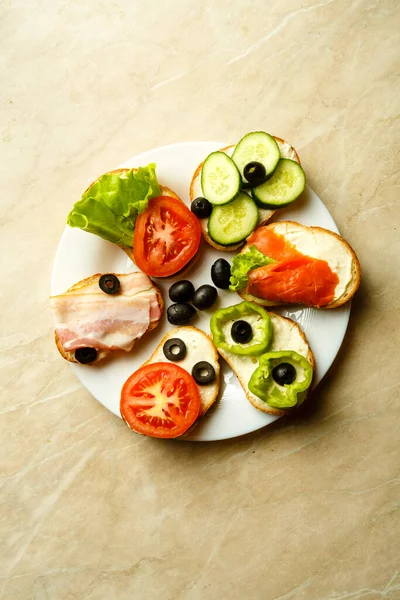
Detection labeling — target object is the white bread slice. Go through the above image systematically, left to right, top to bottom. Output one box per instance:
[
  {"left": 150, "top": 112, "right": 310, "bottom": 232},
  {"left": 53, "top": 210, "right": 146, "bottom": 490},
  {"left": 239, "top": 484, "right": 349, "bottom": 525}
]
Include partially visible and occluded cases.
[
  {"left": 189, "top": 137, "right": 301, "bottom": 252},
  {"left": 238, "top": 221, "right": 361, "bottom": 309},
  {"left": 53, "top": 273, "right": 163, "bottom": 365},
  {"left": 213, "top": 312, "right": 315, "bottom": 416},
  {"left": 143, "top": 326, "right": 220, "bottom": 416}
]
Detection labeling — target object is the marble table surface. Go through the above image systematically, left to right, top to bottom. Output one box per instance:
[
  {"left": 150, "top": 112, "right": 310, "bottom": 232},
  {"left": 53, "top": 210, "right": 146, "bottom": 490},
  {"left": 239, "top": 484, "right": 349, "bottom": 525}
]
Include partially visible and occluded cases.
[{"left": 1, "top": 1, "right": 399, "bottom": 598}]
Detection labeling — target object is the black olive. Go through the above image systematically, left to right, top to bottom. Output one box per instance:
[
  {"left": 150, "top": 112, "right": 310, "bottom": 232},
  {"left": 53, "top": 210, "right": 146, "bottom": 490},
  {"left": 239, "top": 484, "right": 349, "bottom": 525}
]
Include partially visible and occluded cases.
[
  {"left": 243, "top": 161, "right": 267, "bottom": 187},
  {"left": 191, "top": 197, "right": 212, "bottom": 218},
  {"left": 211, "top": 258, "right": 231, "bottom": 289},
  {"left": 99, "top": 274, "right": 121, "bottom": 295},
  {"left": 169, "top": 280, "right": 195, "bottom": 303},
  {"left": 192, "top": 285, "right": 218, "bottom": 310},
  {"left": 167, "top": 303, "right": 196, "bottom": 325},
  {"left": 231, "top": 320, "right": 253, "bottom": 344},
  {"left": 163, "top": 338, "right": 187, "bottom": 362},
  {"left": 75, "top": 347, "right": 98, "bottom": 364},
  {"left": 192, "top": 361, "right": 216, "bottom": 385},
  {"left": 272, "top": 363, "right": 296, "bottom": 385}
]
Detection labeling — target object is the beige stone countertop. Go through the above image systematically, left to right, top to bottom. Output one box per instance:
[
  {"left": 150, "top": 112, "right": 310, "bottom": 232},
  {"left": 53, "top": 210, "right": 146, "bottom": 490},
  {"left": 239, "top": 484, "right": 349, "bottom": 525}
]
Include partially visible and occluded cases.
[{"left": 1, "top": 1, "right": 399, "bottom": 598}]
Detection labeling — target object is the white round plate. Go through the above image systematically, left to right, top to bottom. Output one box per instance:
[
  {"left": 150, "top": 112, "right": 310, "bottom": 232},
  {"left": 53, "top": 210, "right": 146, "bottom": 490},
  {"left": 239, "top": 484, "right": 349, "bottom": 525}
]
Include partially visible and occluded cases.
[{"left": 52, "top": 142, "right": 350, "bottom": 441}]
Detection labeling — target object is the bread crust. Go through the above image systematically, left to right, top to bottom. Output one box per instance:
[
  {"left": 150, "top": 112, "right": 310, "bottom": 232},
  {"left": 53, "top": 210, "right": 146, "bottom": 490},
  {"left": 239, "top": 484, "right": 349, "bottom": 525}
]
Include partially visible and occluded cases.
[
  {"left": 189, "top": 137, "right": 300, "bottom": 252},
  {"left": 237, "top": 221, "right": 361, "bottom": 309},
  {"left": 54, "top": 273, "right": 163, "bottom": 365},
  {"left": 215, "top": 312, "right": 315, "bottom": 416}
]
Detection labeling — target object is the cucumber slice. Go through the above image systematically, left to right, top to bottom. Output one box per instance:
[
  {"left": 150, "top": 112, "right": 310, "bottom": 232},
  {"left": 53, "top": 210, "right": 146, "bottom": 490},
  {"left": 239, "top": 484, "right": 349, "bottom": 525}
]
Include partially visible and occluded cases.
[
  {"left": 232, "top": 132, "right": 280, "bottom": 179},
  {"left": 201, "top": 152, "right": 241, "bottom": 205},
  {"left": 252, "top": 159, "right": 306, "bottom": 208},
  {"left": 208, "top": 192, "right": 259, "bottom": 246}
]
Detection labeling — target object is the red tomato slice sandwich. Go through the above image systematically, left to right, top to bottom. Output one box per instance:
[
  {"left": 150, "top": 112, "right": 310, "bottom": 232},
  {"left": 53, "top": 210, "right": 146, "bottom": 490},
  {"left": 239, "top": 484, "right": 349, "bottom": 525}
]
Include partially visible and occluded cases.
[
  {"left": 67, "top": 164, "right": 201, "bottom": 278},
  {"left": 120, "top": 326, "right": 220, "bottom": 438}
]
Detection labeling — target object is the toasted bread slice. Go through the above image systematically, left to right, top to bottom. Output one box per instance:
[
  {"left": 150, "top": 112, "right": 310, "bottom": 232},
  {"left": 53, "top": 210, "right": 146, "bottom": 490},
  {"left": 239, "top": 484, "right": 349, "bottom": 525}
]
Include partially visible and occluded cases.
[
  {"left": 189, "top": 137, "right": 301, "bottom": 252},
  {"left": 237, "top": 221, "right": 361, "bottom": 309},
  {"left": 53, "top": 273, "right": 163, "bottom": 365},
  {"left": 214, "top": 312, "right": 314, "bottom": 416},
  {"left": 143, "top": 326, "right": 220, "bottom": 416}
]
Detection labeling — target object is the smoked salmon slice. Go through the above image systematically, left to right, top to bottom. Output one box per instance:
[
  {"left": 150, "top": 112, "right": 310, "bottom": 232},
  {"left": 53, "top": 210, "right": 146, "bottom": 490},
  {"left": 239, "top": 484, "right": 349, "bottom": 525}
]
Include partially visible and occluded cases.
[{"left": 246, "top": 229, "right": 339, "bottom": 307}]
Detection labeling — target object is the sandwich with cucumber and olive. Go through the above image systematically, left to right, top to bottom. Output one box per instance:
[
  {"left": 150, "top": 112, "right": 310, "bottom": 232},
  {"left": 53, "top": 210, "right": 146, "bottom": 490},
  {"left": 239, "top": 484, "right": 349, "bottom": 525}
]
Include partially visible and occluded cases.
[
  {"left": 190, "top": 131, "right": 305, "bottom": 251},
  {"left": 67, "top": 164, "right": 201, "bottom": 278},
  {"left": 230, "top": 221, "right": 361, "bottom": 308},
  {"left": 50, "top": 271, "right": 163, "bottom": 365},
  {"left": 210, "top": 301, "right": 315, "bottom": 415},
  {"left": 120, "top": 326, "right": 220, "bottom": 438}
]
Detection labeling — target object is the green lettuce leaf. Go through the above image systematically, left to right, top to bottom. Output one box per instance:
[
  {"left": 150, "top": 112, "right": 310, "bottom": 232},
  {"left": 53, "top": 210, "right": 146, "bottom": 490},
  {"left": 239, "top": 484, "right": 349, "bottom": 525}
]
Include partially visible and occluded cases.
[
  {"left": 67, "top": 164, "right": 161, "bottom": 247},
  {"left": 229, "top": 245, "right": 275, "bottom": 291}
]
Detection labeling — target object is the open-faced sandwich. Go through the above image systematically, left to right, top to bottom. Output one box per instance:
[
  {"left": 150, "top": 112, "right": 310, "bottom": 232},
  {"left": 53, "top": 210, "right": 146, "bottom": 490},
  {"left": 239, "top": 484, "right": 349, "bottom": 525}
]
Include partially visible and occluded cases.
[
  {"left": 189, "top": 131, "right": 305, "bottom": 251},
  {"left": 67, "top": 164, "right": 201, "bottom": 278},
  {"left": 230, "top": 222, "right": 361, "bottom": 308},
  {"left": 50, "top": 271, "right": 163, "bottom": 365},
  {"left": 210, "top": 301, "right": 315, "bottom": 415},
  {"left": 120, "top": 326, "right": 220, "bottom": 438}
]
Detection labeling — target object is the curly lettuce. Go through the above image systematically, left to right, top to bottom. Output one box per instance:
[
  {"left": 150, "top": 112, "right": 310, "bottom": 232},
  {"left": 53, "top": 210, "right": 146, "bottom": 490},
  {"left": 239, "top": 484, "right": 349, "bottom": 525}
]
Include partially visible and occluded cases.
[
  {"left": 67, "top": 164, "right": 161, "bottom": 247},
  {"left": 229, "top": 245, "right": 275, "bottom": 291}
]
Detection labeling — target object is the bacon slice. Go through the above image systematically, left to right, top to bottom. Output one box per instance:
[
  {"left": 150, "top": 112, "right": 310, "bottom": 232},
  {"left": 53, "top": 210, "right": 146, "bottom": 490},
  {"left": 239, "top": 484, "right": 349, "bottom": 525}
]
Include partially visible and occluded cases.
[{"left": 51, "top": 272, "right": 161, "bottom": 352}]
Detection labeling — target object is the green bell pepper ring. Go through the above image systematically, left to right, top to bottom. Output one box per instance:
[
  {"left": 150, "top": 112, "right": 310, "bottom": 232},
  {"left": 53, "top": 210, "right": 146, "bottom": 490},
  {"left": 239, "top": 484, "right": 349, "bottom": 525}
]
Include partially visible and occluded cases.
[
  {"left": 210, "top": 301, "right": 272, "bottom": 356},
  {"left": 248, "top": 350, "right": 313, "bottom": 409}
]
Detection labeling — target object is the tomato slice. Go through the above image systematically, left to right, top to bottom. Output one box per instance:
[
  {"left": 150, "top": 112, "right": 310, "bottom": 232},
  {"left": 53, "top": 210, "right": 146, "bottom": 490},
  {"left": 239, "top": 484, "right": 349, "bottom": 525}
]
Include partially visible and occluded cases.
[
  {"left": 133, "top": 196, "right": 201, "bottom": 277},
  {"left": 120, "top": 362, "right": 201, "bottom": 438}
]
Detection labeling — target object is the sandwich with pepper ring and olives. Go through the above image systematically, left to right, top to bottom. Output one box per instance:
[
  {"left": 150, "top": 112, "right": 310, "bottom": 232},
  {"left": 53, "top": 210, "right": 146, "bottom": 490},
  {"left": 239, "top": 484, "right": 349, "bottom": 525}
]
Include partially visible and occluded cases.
[{"left": 210, "top": 301, "right": 315, "bottom": 415}]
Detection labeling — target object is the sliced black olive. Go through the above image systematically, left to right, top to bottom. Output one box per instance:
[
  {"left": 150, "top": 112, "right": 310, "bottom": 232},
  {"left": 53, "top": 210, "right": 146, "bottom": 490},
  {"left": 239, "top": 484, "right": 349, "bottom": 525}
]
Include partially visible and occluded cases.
[
  {"left": 243, "top": 161, "right": 267, "bottom": 187},
  {"left": 191, "top": 197, "right": 212, "bottom": 218},
  {"left": 211, "top": 258, "right": 231, "bottom": 289},
  {"left": 99, "top": 274, "right": 121, "bottom": 295},
  {"left": 169, "top": 280, "right": 195, "bottom": 303},
  {"left": 192, "top": 285, "right": 218, "bottom": 310},
  {"left": 167, "top": 303, "right": 196, "bottom": 325},
  {"left": 231, "top": 320, "right": 253, "bottom": 344},
  {"left": 163, "top": 338, "right": 187, "bottom": 361},
  {"left": 75, "top": 347, "right": 98, "bottom": 364},
  {"left": 192, "top": 361, "right": 216, "bottom": 385},
  {"left": 272, "top": 362, "right": 296, "bottom": 385}
]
